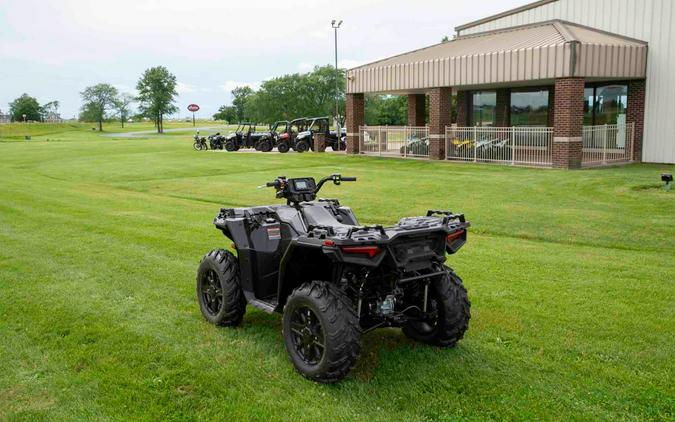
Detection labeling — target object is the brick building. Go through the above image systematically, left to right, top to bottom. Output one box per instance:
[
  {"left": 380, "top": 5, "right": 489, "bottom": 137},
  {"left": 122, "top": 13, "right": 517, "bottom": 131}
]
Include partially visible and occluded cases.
[{"left": 345, "top": 17, "right": 650, "bottom": 168}]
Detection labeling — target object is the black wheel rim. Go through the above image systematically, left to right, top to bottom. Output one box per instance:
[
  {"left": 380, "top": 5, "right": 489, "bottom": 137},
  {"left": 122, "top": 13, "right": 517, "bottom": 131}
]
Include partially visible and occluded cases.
[
  {"left": 200, "top": 269, "right": 223, "bottom": 315},
  {"left": 289, "top": 306, "right": 325, "bottom": 365}
]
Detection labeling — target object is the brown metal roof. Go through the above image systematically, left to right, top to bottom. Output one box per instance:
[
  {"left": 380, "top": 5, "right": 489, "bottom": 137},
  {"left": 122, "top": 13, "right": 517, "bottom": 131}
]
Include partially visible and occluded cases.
[{"left": 346, "top": 20, "right": 647, "bottom": 94}]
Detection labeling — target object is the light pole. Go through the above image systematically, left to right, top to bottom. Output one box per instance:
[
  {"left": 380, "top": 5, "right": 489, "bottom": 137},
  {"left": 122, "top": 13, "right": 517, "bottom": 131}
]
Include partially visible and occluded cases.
[{"left": 331, "top": 19, "right": 343, "bottom": 132}]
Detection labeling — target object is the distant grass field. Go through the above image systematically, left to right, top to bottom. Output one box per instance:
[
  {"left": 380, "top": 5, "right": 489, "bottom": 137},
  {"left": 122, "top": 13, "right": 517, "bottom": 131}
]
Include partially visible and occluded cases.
[
  {"left": 0, "top": 120, "right": 224, "bottom": 139},
  {"left": 0, "top": 124, "right": 673, "bottom": 421}
]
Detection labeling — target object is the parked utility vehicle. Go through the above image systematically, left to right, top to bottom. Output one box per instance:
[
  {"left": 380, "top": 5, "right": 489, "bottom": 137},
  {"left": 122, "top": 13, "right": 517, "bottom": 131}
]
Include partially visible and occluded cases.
[
  {"left": 294, "top": 117, "right": 346, "bottom": 152},
  {"left": 196, "top": 174, "right": 471, "bottom": 383}
]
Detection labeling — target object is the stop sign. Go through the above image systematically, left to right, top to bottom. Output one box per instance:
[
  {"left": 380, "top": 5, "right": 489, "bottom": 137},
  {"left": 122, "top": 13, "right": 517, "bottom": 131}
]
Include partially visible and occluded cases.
[{"left": 187, "top": 104, "right": 200, "bottom": 112}]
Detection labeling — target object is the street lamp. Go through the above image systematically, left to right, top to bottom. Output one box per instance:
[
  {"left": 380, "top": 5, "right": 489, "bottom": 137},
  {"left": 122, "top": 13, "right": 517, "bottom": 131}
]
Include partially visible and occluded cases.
[{"left": 331, "top": 19, "right": 343, "bottom": 133}]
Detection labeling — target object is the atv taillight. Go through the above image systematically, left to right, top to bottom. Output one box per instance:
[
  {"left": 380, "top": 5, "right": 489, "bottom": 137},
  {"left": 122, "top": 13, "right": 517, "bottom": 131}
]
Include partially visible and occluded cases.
[
  {"left": 446, "top": 230, "right": 465, "bottom": 243},
  {"left": 340, "top": 245, "right": 381, "bottom": 258}
]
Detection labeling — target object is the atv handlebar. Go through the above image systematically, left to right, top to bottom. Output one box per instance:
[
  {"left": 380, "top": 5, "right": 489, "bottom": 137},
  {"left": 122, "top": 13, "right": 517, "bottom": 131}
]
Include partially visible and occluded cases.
[{"left": 314, "top": 174, "right": 356, "bottom": 193}]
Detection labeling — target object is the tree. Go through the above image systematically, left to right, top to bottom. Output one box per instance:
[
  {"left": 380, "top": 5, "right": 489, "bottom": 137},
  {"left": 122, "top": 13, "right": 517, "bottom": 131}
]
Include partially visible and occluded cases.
[
  {"left": 441, "top": 35, "right": 450, "bottom": 43},
  {"left": 234, "top": 65, "right": 346, "bottom": 125},
  {"left": 136, "top": 66, "right": 178, "bottom": 133},
  {"left": 80, "top": 83, "right": 119, "bottom": 131},
  {"left": 231, "top": 86, "right": 254, "bottom": 122},
  {"left": 8, "top": 93, "right": 42, "bottom": 122},
  {"left": 113, "top": 93, "right": 134, "bottom": 128},
  {"left": 365, "top": 95, "right": 407, "bottom": 125},
  {"left": 41, "top": 100, "right": 60, "bottom": 121},
  {"left": 213, "top": 105, "right": 237, "bottom": 123}
]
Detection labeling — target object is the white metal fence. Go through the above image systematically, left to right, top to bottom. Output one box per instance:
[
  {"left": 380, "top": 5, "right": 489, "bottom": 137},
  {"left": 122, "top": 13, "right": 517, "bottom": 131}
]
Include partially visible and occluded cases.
[
  {"left": 582, "top": 123, "right": 634, "bottom": 166},
  {"left": 359, "top": 126, "right": 430, "bottom": 158},
  {"left": 445, "top": 126, "right": 554, "bottom": 166}
]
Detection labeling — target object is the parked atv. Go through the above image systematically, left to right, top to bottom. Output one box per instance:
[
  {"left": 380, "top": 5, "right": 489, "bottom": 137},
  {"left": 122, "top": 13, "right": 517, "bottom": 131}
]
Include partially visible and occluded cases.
[
  {"left": 274, "top": 117, "right": 310, "bottom": 153},
  {"left": 294, "top": 117, "right": 346, "bottom": 152},
  {"left": 193, "top": 131, "right": 208, "bottom": 151},
  {"left": 206, "top": 132, "right": 222, "bottom": 150},
  {"left": 400, "top": 137, "right": 429, "bottom": 157},
  {"left": 196, "top": 174, "right": 471, "bottom": 383}
]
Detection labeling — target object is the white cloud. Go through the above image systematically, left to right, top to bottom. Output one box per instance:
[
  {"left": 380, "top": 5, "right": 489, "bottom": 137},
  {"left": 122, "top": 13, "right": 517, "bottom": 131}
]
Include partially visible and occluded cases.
[
  {"left": 338, "top": 59, "right": 365, "bottom": 69},
  {"left": 297, "top": 62, "right": 314, "bottom": 72},
  {"left": 219, "top": 80, "right": 261, "bottom": 94},
  {"left": 176, "top": 81, "right": 197, "bottom": 95}
]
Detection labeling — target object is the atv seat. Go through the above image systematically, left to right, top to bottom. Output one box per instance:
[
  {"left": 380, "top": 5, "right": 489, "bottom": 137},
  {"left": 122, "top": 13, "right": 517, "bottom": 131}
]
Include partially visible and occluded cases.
[{"left": 301, "top": 204, "right": 354, "bottom": 230}]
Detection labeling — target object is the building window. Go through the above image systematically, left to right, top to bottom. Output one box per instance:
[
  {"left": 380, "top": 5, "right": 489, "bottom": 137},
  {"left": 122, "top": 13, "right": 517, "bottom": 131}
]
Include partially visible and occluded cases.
[
  {"left": 584, "top": 83, "right": 628, "bottom": 125},
  {"left": 510, "top": 88, "right": 550, "bottom": 126},
  {"left": 470, "top": 91, "right": 496, "bottom": 126}
]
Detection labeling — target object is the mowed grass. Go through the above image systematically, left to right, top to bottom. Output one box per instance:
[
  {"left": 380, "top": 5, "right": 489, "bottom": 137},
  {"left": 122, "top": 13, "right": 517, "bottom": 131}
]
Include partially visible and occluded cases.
[{"left": 0, "top": 125, "right": 673, "bottom": 421}]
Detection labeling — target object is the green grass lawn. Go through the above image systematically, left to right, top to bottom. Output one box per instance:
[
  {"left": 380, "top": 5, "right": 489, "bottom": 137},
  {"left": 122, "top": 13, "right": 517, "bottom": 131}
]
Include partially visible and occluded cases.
[{"left": 0, "top": 125, "right": 673, "bottom": 421}]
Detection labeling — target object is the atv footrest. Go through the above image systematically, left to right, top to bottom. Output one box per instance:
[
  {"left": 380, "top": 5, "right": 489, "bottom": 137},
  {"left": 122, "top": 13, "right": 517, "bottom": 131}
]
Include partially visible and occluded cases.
[{"left": 249, "top": 298, "right": 277, "bottom": 313}]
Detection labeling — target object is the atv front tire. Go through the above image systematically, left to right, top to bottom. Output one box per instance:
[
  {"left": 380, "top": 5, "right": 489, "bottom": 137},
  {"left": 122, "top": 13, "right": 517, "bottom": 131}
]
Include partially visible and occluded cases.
[
  {"left": 258, "top": 140, "right": 273, "bottom": 152},
  {"left": 294, "top": 140, "right": 310, "bottom": 153},
  {"left": 224, "top": 141, "right": 237, "bottom": 152},
  {"left": 277, "top": 142, "right": 290, "bottom": 153},
  {"left": 196, "top": 249, "right": 246, "bottom": 326},
  {"left": 402, "top": 267, "right": 470, "bottom": 347},
  {"left": 282, "top": 281, "right": 361, "bottom": 383}
]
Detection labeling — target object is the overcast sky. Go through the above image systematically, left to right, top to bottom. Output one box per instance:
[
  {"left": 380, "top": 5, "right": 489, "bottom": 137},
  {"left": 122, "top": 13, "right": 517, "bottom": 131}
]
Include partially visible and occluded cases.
[{"left": 0, "top": 0, "right": 529, "bottom": 119}]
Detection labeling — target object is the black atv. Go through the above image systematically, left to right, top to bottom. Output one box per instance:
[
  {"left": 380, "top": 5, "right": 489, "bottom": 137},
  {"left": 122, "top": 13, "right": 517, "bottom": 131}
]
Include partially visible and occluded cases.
[
  {"left": 294, "top": 117, "right": 346, "bottom": 152},
  {"left": 207, "top": 132, "right": 223, "bottom": 150},
  {"left": 196, "top": 174, "right": 471, "bottom": 383}
]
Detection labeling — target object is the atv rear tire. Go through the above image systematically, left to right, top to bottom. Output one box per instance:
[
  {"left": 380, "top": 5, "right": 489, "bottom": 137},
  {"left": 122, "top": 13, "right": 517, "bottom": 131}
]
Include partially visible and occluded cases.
[
  {"left": 258, "top": 140, "right": 273, "bottom": 152},
  {"left": 294, "top": 140, "right": 310, "bottom": 153},
  {"left": 224, "top": 141, "right": 237, "bottom": 152},
  {"left": 277, "top": 142, "right": 290, "bottom": 153},
  {"left": 196, "top": 249, "right": 246, "bottom": 326},
  {"left": 402, "top": 267, "right": 470, "bottom": 347},
  {"left": 282, "top": 281, "right": 361, "bottom": 383}
]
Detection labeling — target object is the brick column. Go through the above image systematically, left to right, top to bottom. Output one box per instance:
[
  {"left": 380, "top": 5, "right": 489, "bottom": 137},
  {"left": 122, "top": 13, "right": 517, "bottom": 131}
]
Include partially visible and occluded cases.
[
  {"left": 553, "top": 78, "right": 585, "bottom": 169},
  {"left": 627, "top": 79, "right": 645, "bottom": 162},
  {"left": 428, "top": 87, "right": 451, "bottom": 160},
  {"left": 495, "top": 88, "right": 510, "bottom": 127},
  {"left": 456, "top": 91, "right": 469, "bottom": 126},
  {"left": 345, "top": 93, "right": 364, "bottom": 154},
  {"left": 407, "top": 94, "right": 426, "bottom": 126},
  {"left": 313, "top": 133, "right": 326, "bottom": 152}
]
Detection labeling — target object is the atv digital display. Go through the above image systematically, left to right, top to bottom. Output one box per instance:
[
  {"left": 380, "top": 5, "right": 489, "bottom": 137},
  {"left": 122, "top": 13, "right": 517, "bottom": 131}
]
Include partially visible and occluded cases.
[{"left": 290, "top": 178, "right": 315, "bottom": 193}]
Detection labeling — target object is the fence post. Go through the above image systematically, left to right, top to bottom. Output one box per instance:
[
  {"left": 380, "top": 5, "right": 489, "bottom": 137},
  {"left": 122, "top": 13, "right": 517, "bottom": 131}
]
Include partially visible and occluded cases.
[
  {"left": 630, "top": 122, "right": 635, "bottom": 162},
  {"left": 602, "top": 124, "right": 607, "bottom": 164},
  {"left": 378, "top": 126, "right": 381, "bottom": 156},
  {"left": 473, "top": 126, "right": 477, "bottom": 163},
  {"left": 511, "top": 126, "right": 515, "bottom": 165}
]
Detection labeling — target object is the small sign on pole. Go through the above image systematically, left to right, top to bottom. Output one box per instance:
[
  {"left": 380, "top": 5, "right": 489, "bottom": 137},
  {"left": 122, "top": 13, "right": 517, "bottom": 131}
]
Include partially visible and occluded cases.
[{"left": 187, "top": 104, "right": 200, "bottom": 127}]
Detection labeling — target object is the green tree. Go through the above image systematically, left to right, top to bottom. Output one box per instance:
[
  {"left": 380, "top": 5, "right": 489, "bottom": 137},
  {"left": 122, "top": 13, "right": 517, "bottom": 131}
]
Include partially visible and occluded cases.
[
  {"left": 441, "top": 35, "right": 450, "bottom": 43},
  {"left": 239, "top": 65, "right": 346, "bottom": 125},
  {"left": 136, "top": 66, "right": 178, "bottom": 133},
  {"left": 80, "top": 83, "right": 119, "bottom": 131},
  {"left": 231, "top": 86, "right": 254, "bottom": 122},
  {"left": 8, "top": 93, "right": 42, "bottom": 122},
  {"left": 114, "top": 93, "right": 134, "bottom": 128},
  {"left": 365, "top": 95, "right": 407, "bottom": 125},
  {"left": 41, "top": 100, "right": 60, "bottom": 120},
  {"left": 213, "top": 105, "right": 237, "bottom": 123}
]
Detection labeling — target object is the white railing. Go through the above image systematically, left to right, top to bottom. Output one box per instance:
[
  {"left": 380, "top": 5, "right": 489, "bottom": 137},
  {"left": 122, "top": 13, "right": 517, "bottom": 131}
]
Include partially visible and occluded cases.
[
  {"left": 582, "top": 123, "right": 634, "bottom": 166},
  {"left": 359, "top": 126, "right": 430, "bottom": 158},
  {"left": 445, "top": 126, "right": 553, "bottom": 166}
]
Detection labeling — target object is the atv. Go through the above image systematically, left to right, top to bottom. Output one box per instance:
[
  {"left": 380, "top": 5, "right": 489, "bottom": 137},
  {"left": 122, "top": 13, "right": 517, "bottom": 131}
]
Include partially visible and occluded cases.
[
  {"left": 275, "top": 117, "right": 310, "bottom": 153},
  {"left": 294, "top": 117, "right": 346, "bottom": 152},
  {"left": 222, "top": 123, "right": 281, "bottom": 152},
  {"left": 207, "top": 132, "right": 223, "bottom": 150},
  {"left": 196, "top": 174, "right": 471, "bottom": 383}
]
